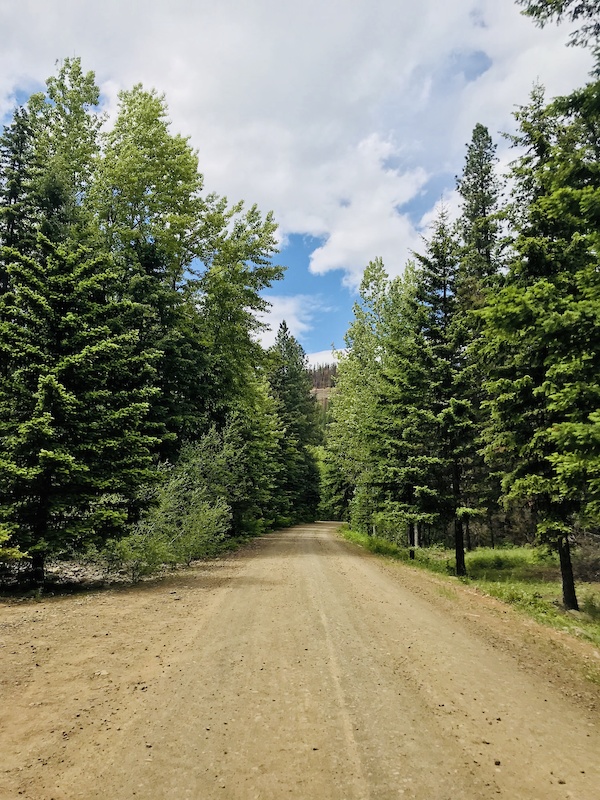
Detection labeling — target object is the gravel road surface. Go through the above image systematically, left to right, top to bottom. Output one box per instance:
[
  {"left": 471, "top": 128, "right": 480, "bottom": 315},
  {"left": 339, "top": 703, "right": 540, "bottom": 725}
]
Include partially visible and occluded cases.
[{"left": 1, "top": 522, "right": 599, "bottom": 799}]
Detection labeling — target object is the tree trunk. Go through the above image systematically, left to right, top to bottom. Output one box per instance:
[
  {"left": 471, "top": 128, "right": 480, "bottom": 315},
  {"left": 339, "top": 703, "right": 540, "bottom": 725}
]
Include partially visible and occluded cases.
[
  {"left": 452, "top": 461, "right": 467, "bottom": 576},
  {"left": 30, "top": 486, "right": 49, "bottom": 588},
  {"left": 455, "top": 516, "right": 467, "bottom": 576},
  {"left": 465, "top": 517, "right": 472, "bottom": 551},
  {"left": 408, "top": 522, "right": 415, "bottom": 560},
  {"left": 558, "top": 535, "right": 579, "bottom": 611},
  {"left": 30, "top": 552, "right": 45, "bottom": 587}
]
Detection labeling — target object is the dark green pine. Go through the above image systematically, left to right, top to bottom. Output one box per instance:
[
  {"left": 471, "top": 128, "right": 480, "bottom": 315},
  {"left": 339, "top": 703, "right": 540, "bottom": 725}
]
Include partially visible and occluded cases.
[{"left": 0, "top": 235, "right": 161, "bottom": 579}]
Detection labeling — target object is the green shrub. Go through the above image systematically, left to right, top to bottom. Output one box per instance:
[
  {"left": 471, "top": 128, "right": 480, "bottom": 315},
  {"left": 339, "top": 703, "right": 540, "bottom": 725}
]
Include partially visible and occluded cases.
[
  {"left": 101, "top": 446, "right": 233, "bottom": 581},
  {"left": 170, "top": 493, "right": 230, "bottom": 565},
  {"left": 103, "top": 523, "right": 175, "bottom": 583},
  {"left": 581, "top": 593, "right": 600, "bottom": 620}
]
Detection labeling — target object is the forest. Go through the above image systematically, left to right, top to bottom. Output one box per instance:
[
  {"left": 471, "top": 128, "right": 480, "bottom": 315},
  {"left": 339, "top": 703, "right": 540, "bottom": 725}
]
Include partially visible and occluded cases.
[
  {"left": 321, "top": 41, "right": 600, "bottom": 611},
  {"left": 0, "top": 60, "right": 321, "bottom": 584}
]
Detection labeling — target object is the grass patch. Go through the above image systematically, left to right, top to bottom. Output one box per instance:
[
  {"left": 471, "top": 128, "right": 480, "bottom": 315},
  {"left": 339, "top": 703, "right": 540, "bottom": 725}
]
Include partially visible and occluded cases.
[
  {"left": 340, "top": 526, "right": 600, "bottom": 649},
  {"left": 341, "top": 527, "right": 453, "bottom": 574}
]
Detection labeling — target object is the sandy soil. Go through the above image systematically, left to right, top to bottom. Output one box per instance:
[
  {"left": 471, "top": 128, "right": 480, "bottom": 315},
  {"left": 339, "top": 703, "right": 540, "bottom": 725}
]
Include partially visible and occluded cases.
[{"left": 1, "top": 522, "right": 599, "bottom": 799}]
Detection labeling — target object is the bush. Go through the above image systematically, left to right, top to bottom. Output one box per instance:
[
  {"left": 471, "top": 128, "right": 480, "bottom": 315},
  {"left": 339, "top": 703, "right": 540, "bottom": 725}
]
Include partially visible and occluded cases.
[
  {"left": 101, "top": 445, "right": 232, "bottom": 581},
  {"left": 170, "top": 492, "right": 230, "bottom": 565},
  {"left": 102, "top": 523, "right": 175, "bottom": 583},
  {"left": 573, "top": 540, "right": 600, "bottom": 582},
  {"left": 581, "top": 593, "right": 600, "bottom": 620}
]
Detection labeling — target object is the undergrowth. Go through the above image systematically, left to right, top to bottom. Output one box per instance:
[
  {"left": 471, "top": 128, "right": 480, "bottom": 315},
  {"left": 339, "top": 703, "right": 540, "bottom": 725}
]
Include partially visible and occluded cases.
[{"left": 340, "top": 526, "right": 600, "bottom": 649}]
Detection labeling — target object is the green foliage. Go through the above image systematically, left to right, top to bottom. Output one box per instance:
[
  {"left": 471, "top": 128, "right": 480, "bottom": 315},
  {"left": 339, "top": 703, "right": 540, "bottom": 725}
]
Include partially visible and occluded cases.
[
  {"left": 516, "top": 0, "right": 600, "bottom": 64},
  {"left": 0, "top": 58, "right": 293, "bottom": 584},
  {"left": 483, "top": 81, "right": 600, "bottom": 536},
  {"left": 91, "top": 84, "right": 201, "bottom": 280},
  {"left": 0, "top": 235, "right": 161, "bottom": 562},
  {"left": 326, "top": 259, "right": 389, "bottom": 523},
  {"left": 266, "top": 322, "right": 321, "bottom": 524},
  {"left": 102, "top": 450, "right": 231, "bottom": 581},
  {"left": 102, "top": 523, "right": 175, "bottom": 583},
  {"left": 0, "top": 526, "right": 26, "bottom": 561},
  {"left": 340, "top": 527, "right": 454, "bottom": 574},
  {"left": 464, "top": 546, "right": 558, "bottom": 581},
  {"left": 581, "top": 592, "right": 600, "bottom": 620}
]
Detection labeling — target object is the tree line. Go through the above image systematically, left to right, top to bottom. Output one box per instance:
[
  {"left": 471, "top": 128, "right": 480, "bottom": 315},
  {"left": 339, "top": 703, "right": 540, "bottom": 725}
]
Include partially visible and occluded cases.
[
  {"left": 322, "top": 3, "right": 600, "bottom": 610},
  {"left": 0, "top": 59, "right": 321, "bottom": 583},
  {"left": 308, "top": 364, "right": 337, "bottom": 389}
]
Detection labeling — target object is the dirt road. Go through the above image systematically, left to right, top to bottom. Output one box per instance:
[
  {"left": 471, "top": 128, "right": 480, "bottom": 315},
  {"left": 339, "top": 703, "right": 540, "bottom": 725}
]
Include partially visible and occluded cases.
[{"left": 1, "top": 523, "right": 599, "bottom": 799}]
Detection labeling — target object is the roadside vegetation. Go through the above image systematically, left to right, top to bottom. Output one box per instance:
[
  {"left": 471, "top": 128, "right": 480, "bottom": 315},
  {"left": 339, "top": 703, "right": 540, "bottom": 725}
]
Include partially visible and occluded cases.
[
  {"left": 322, "top": 5, "right": 600, "bottom": 614},
  {"left": 0, "top": 61, "right": 321, "bottom": 589},
  {"left": 341, "top": 526, "right": 600, "bottom": 649}
]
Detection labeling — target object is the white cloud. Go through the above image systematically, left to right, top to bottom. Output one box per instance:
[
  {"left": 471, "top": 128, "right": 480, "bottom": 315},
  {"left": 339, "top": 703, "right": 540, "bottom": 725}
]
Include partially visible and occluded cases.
[
  {"left": 0, "top": 0, "right": 594, "bottom": 292},
  {"left": 418, "top": 189, "right": 462, "bottom": 233},
  {"left": 257, "top": 294, "right": 325, "bottom": 349},
  {"left": 306, "top": 349, "right": 344, "bottom": 369}
]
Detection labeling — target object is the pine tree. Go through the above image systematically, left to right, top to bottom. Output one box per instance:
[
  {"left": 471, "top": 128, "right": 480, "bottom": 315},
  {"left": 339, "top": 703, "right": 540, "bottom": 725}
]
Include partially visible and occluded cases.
[
  {"left": 482, "top": 80, "right": 600, "bottom": 609},
  {"left": 0, "top": 107, "right": 37, "bottom": 292},
  {"left": 455, "top": 124, "right": 504, "bottom": 548},
  {"left": 413, "top": 211, "right": 469, "bottom": 573},
  {"left": 0, "top": 235, "right": 160, "bottom": 581},
  {"left": 371, "top": 263, "right": 438, "bottom": 549},
  {"left": 267, "top": 322, "right": 321, "bottom": 523}
]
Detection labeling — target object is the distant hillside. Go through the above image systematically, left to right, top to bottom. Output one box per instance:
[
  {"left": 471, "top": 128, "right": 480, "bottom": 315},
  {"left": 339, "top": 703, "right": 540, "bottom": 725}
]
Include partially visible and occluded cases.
[{"left": 308, "top": 363, "right": 337, "bottom": 389}]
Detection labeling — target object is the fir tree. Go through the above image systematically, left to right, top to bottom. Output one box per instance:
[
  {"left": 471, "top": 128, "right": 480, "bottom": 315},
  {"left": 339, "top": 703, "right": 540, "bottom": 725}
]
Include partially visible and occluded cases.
[
  {"left": 482, "top": 81, "right": 600, "bottom": 609},
  {"left": 0, "top": 234, "right": 160, "bottom": 581},
  {"left": 267, "top": 322, "right": 321, "bottom": 523}
]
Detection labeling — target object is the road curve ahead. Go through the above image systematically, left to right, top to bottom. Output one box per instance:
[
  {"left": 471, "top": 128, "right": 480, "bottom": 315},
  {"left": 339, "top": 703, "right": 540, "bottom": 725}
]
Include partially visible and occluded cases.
[{"left": 1, "top": 522, "right": 599, "bottom": 799}]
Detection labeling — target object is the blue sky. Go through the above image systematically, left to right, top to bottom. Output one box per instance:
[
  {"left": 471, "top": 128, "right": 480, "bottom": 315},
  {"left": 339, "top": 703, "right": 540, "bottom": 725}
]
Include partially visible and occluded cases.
[
  {"left": 0, "top": 0, "right": 593, "bottom": 365},
  {"left": 264, "top": 234, "right": 355, "bottom": 361}
]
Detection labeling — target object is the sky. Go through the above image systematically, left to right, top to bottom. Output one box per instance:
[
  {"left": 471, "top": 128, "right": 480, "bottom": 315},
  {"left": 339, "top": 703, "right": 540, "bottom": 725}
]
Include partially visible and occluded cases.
[{"left": 0, "top": 0, "right": 594, "bottom": 365}]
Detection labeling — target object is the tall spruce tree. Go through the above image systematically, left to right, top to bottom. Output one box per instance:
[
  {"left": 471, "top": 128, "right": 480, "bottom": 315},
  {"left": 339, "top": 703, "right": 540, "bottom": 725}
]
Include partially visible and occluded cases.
[
  {"left": 482, "top": 80, "right": 600, "bottom": 609},
  {"left": 455, "top": 124, "right": 504, "bottom": 548},
  {"left": 413, "top": 210, "right": 469, "bottom": 574},
  {"left": 0, "top": 235, "right": 160, "bottom": 581},
  {"left": 371, "top": 263, "right": 438, "bottom": 549},
  {"left": 267, "top": 322, "right": 321, "bottom": 523}
]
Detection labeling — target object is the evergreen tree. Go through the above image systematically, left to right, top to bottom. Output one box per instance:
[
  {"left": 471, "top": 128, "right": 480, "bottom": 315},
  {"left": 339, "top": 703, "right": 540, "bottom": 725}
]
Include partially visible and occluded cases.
[
  {"left": 482, "top": 80, "right": 600, "bottom": 609},
  {"left": 0, "top": 107, "right": 37, "bottom": 291},
  {"left": 456, "top": 123, "right": 502, "bottom": 294},
  {"left": 455, "top": 124, "right": 504, "bottom": 548},
  {"left": 413, "top": 211, "right": 469, "bottom": 574},
  {"left": 0, "top": 235, "right": 160, "bottom": 581},
  {"left": 327, "top": 259, "right": 388, "bottom": 532},
  {"left": 371, "top": 263, "right": 437, "bottom": 549},
  {"left": 267, "top": 322, "right": 321, "bottom": 523}
]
